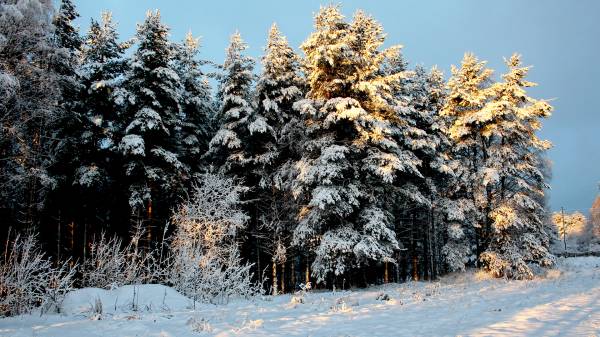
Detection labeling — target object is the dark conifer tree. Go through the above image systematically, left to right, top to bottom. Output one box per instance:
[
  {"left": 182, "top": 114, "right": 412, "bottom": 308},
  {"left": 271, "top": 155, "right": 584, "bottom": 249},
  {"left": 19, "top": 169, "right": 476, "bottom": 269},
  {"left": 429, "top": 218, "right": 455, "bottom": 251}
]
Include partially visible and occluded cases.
[{"left": 116, "top": 11, "right": 186, "bottom": 239}]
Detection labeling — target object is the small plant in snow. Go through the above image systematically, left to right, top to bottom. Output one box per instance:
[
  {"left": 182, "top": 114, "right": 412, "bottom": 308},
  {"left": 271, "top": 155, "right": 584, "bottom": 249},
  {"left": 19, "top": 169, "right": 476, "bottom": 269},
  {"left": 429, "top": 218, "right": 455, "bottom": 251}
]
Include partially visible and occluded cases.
[
  {"left": 291, "top": 282, "right": 312, "bottom": 304},
  {"left": 376, "top": 292, "right": 391, "bottom": 301},
  {"left": 330, "top": 295, "right": 357, "bottom": 312},
  {"left": 89, "top": 296, "right": 103, "bottom": 320},
  {"left": 187, "top": 316, "right": 213, "bottom": 333}
]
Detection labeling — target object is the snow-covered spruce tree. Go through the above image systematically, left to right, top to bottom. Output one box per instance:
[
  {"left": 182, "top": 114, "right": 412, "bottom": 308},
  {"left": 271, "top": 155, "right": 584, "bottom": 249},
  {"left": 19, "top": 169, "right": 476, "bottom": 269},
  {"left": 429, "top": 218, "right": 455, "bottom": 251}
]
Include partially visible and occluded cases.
[
  {"left": 0, "top": 0, "right": 65, "bottom": 229},
  {"left": 43, "top": 0, "right": 93, "bottom": 261},
  {"left": 48, "top": 0, "right": 84, "bottom": 183},
  {"left": 52, "top": 0, "right": 81, "bottom": 52},
  {"left": 292, "top": 7, "right": 412, "bottom": 284},
  {"left": 116, "top": 10, "right": 186, "bottom": 234},
  {"left": 71, "top": 11, "right": 129, "bottom": 237},
  {"left": 77, "top": 11, "right": 127, "bottom": 190},
  {"left": 254, "top": 23, "right": 305, "bottom": 293},
  {"left": 255, "top": 23, "right": 305, "bottom": 188},
  {"left": 173, "top": 31, "right": 214, "bottom": 178},
  {"left": 205, "top": 31, "right": 255, "bottom": 173},
  {"left": 205, "top": 32, "right": 266, "bottom": 284},
  {"left": 441, "top": 53, "right": 495, "bottom": 265},
  {"left": 478, "top": 54, "right": 554, "bottom": 279},
  {"left": 384, "top": 61, "right": 451, "bottom": 280},
  {"left": 399, "top": 65, "right": 476, "bottom": 279},
  {"left": 412, "top": 66, "right": 478, "bottom": 274},
  {"left": 419, "top": 67, "right": 476, "bottom": 275},
  {"left": 169, "top": 172, "right": 257, "bottom": 305}
]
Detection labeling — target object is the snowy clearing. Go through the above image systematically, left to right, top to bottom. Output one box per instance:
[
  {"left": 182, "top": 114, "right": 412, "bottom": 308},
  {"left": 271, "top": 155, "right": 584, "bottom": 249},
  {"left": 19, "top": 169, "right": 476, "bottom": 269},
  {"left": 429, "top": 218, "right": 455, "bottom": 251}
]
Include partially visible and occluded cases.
[{"left": 1, "top": 257, "right": 599, "bottom": 337}]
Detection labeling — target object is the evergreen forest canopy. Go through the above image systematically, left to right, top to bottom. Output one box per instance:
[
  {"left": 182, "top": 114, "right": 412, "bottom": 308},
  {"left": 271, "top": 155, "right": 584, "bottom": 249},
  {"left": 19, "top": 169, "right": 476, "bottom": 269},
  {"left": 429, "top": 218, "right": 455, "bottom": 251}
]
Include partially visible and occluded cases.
[{"left": 0, "top": 0, "right": 556, "bottom": 297}]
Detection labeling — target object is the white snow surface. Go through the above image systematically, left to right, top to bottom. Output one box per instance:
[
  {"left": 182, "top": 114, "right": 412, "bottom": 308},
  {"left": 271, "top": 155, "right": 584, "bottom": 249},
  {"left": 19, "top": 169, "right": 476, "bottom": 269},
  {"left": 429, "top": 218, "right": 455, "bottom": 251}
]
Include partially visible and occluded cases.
[{"left": 1, "top": 257, "right": 600, "bottom": 336}]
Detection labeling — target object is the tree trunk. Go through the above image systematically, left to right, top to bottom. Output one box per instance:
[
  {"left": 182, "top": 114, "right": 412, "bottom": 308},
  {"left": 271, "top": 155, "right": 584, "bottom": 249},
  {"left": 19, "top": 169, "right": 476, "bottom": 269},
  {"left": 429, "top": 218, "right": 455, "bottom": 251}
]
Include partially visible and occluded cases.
[
  {"left": 146, "top": 200, "right": 153, "bottom": 246},
  {"left": 562, "top": 207, "right": 567, "bottom": 251},
  {"left": 411, "top": 214, "right": 418, "bottom": 281},
  {"left": 291, "top": 256, "right": 296, "bottom": 290},
  {"left": 272, "top": 260, "right": 277, "bottom": 295},
  {"left": 305, "top": 260, "right": 310, "bottom": 285},
  {"left": 384, "top": 261, "right": 389, "bottom": 283},
  {"left": 281, "top": 262, "right": 285, "bottom": 293}
]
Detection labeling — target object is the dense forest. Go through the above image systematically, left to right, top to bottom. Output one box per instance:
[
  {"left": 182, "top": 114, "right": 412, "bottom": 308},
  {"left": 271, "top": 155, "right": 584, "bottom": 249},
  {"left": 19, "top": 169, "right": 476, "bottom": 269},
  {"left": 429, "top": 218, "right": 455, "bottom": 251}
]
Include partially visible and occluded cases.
[{"left": 0, "top": 0, "right": 558, "bottom": 309}]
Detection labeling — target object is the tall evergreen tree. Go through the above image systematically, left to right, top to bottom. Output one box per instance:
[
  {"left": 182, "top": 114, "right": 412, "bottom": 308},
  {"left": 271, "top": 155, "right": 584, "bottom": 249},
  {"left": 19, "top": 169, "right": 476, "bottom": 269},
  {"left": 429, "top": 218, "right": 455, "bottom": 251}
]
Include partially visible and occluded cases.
[
  {"left": 45, "top": 0, "right": 89, "bottom": 259},
  {"left": 50, "top": 0, "right": 84, "bottom": 164},
  {"left": 52, "top": 0, "right": 81, "bottom": 51},
  {"left": 293, "top": 7, "right": 416, "bottom": 283},
  {"left": 116, "top": 10, "right": 185, "bottom": 234},
  {"left": 74, "top": 11, "right": 129, "bottom": 234},
  {"left": 253, "top": 23, "right": 304, "bottom": 188},
  {"left": 254, "top": 23, "right": 305, "bottom": 293},
  {"left": 173, "top": 31, "right": 213, "bottom": 178},
  {"left": 207, "top": 31, "right": 273, "bottom": 285},
  {"left": 206, "top": 32, "right": 255, "bottom": 174},
  {"left": 441, "top": 53, "right": 495, "bottom": 264},
  {"left": 443, "top": 53, "right": 554, "bottom": 279},
  {"left": 478, "top": 54, "right": 555, "bottom": 279},
  {"left": 397, "top": 65, "right": 467, "bottom": 280}
]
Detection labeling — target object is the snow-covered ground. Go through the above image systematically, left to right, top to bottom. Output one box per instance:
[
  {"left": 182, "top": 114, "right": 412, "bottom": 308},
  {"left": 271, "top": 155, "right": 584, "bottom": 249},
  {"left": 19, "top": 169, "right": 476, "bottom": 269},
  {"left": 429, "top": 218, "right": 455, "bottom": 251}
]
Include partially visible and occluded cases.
[{"left": 1, "top": 257, "right": 599, "bottom": 337}]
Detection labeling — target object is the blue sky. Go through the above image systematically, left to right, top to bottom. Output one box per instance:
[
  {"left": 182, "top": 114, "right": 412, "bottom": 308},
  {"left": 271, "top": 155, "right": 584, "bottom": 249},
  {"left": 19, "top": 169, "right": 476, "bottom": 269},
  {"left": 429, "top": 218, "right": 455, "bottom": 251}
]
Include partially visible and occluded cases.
[{"left": 73, "top": 0, "right": 600, "bottom": 214}]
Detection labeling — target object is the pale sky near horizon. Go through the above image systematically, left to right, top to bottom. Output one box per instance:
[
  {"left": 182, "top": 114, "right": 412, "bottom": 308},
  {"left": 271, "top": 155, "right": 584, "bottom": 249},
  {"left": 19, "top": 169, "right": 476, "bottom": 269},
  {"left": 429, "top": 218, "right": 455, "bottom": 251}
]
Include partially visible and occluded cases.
[{"left": 73, "top": 0, "right": 600, "bottom": 215}]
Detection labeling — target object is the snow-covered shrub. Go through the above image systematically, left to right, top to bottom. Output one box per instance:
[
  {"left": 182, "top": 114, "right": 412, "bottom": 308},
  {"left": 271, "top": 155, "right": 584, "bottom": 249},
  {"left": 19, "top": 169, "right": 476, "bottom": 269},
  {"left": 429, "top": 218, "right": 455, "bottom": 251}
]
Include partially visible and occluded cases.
[
  {"left": 168, "top": 171, "right": 258, "bottom": 305},
  {"left": 82, "top": 226, "right": 166, "bottom": 289},
  {"left": 0, "top": 232, "right": 76, "bottom": 316},
  {"left": 82, "top": 233, "right": 143, "bottom": 289},
  {"left": 41, "top": 260, "right": 77, "bottom": 315},
  {"left": 291, "top": 282, "right": 311, "bottom": 304},
  {"left": 376, "top": 292, "right": 390, "bottom": 301},
  {"left": 330, "top": 295, "right": 358, "bottom": 312},
  {"left": 89, "top": 296, "right": 103, "bottom": 320},
  {"left": 187, "top": 316, "right": 213, "bottom": 333}
]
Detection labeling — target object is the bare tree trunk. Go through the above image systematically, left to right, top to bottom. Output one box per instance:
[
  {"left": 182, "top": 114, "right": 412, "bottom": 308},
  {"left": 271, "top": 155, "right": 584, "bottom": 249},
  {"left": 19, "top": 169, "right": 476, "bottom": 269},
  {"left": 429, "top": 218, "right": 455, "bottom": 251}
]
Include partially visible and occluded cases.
[
  {"left": 146, "top": 200, "right": 153, "bottom": 247},
  {"left": 430, "top": 202, "right": 436, "bottom": 280},
  {"left": 562, "top": 207, "right": 567, "bottom": 250},
  {"left": 56, "top": 211, "right": 61, "bottom": 261},
  {"left": 411, "top": 214, "right": 418, "bottom": 281},
  {"left": 83, "top": 218, "right": 87, "bottom": 263},
  {"left": 68, "top": 221, "right": 75, "bottom": 256},
  {"left": 256, "top": 235, "right": 261, "bottom": 284},
  {"left": 291, "top": 256, "right": 296, "bottom": 289},
  {"left": 272, "top": 260, "right": 277, "bottom": 295},
  {"left": 305, "top": 260, "right": 310, "bottom": 284},
  {"left": 384, "top": 261, "right": 389, "bottom": 283},
  {"left": 281, "top": 262, "right": 285, "bottom": 293}
]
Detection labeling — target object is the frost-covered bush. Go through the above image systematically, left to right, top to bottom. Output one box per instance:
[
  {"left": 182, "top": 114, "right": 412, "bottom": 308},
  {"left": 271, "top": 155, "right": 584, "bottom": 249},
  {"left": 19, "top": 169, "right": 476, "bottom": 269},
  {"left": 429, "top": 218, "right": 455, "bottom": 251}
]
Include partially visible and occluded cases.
[
  {"left": 168, "top": 171, "right": 258, "bottom": 304},
  {"left": 82, "top": 227, "right": 166, "bottom": 289},
  {"left": 0, "top": 232, "right": 76, "bottom": 317},
  {"left": 82, "top": 234, "right": 138, "bottom": 289},
  {"left": 291, "top": 282, "right": 311, "bottom": 304}
]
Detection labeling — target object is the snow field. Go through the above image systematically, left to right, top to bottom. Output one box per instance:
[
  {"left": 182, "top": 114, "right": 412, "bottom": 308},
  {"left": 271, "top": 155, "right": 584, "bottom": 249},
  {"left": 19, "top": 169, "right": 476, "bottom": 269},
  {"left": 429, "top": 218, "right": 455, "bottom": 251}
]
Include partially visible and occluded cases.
[{"left": 1, "top": 257, "right": 599, "bottom": 336}]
